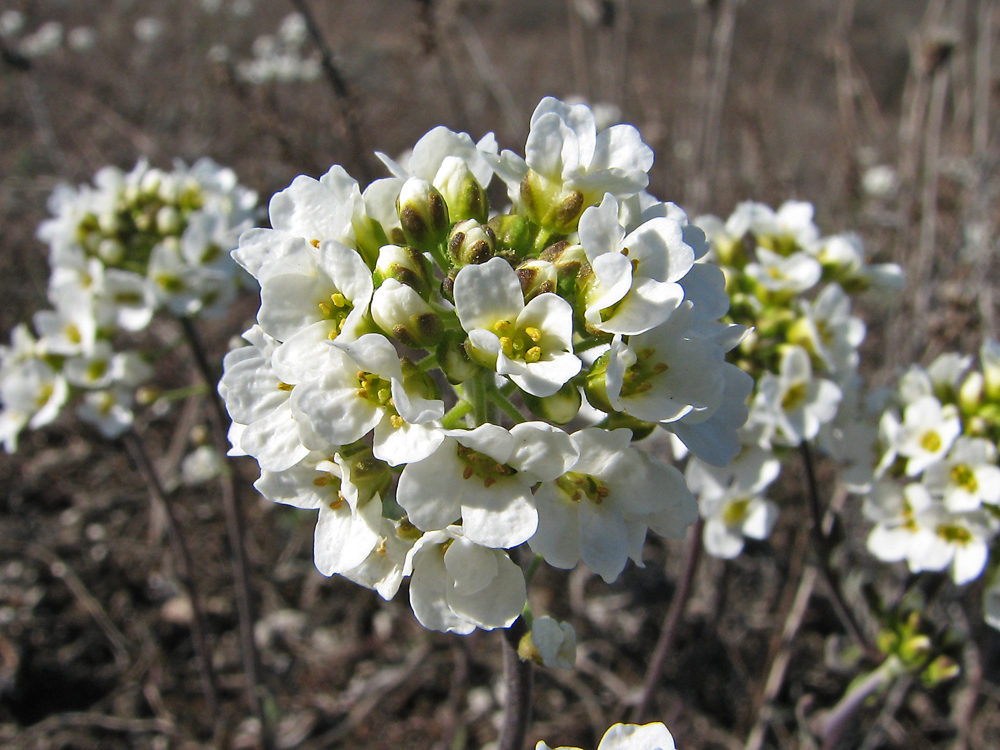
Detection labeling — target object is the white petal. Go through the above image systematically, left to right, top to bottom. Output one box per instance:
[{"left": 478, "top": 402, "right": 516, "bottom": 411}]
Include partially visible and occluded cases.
[{"left": 454, "top": 257, "right": 524, "bottom": 332}]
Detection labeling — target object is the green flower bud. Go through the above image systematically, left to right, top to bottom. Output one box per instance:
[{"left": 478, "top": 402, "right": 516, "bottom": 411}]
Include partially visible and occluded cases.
[
  {"left": 434, "top": 157, "right": 489, "bottom": 224},
  {"left": 520, "top": 169, "right": 585, "bottom": 233},
  {"left": 397, "top": 177, "right": 450, "bottom": 253},
  {"left": 156, "top": 205, "right": 181, "bottom": 235},
  {"left": 488, "top": 213, "right": 533, "bottom": 259},
  {"left": 352, "top": 215, "right": 390, "bottom": 269},
  {"left": 448, "top": 220, "right": 496, "bottom": 267},
  {"left": 97, "top": 238, "right": 125, "bottom": 265},
  {"left": 540, "top": 240, "right": 589, "bottom": 301},
  {"left": 374, "top": 244, "right": 435, "bottom": 299},
  {"left": 515, "top": 259, "right": 558, "bottom": 302},
  {"left": 371, "top": 278, "right": 444, "bottom": 349},
  {"left": 436, "top": 329, "right": 480, "bottom": 385},
  {"left": 583, "top": 352, "right": 614, "bottom": 414},
  {"left": 400, "top": 358, "right": 442, "bottom": 402},
  {"left": 959, "top": 371, "right": 984, "bottom": 416},
  {"left": 521, "top": 381, "right": 582, "bottom": 424},
  {"left": 596, "top": 411, "right": 657, "bottom": 441},
  {"left": 338, "top": 442, "right": 392, "bottom": 506},
  {"left": 921, "top": 655, "right": 960, "bottom": 687}
]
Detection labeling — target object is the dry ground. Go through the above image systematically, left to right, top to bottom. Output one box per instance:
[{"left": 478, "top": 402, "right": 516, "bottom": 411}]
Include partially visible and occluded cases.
[{"left": 1, "top": 1, "right": 999, "bottom": 749}]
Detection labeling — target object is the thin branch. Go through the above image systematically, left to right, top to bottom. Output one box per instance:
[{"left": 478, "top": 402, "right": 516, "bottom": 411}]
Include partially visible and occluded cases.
[
  {"left": 288, "top": 0, "right": 375, "bottom": 183},
  {"left": 179, "top": 316, "right": 272, "bottom": 750},
  {"left": 122, "top": 429, "right": 221, "bottom": 723},
  {"left": 799, "top": 442, "right": 875, "bottom": 658},
  {"left": 632, "top": 516, "right": 704, "bottom": 723},
  {"left": 498, "top": 617, "right": 534, "bottom": 750}
]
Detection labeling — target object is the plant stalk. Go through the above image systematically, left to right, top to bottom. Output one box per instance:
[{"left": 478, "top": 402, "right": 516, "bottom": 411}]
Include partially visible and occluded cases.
[{"left": 497, "top": 617, "right": 534, "bottom": 750}]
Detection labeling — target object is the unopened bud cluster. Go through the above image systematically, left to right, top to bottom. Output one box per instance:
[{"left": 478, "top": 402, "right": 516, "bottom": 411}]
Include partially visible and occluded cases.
[{"left": 221, "top": 97, "right": 751, "bottom": 634}]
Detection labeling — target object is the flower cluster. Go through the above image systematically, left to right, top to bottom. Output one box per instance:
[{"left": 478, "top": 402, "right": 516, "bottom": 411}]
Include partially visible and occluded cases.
[
  {"left": 234, "top": 13, "right": 321, "bottom": 85},
  {"left": 221, "top": 97, "right": 749, "bottom": 634},
  {"left": 0, "top": 159, "right": 257, "bottom": 450},
  {"left": 684, "top": 201, "right": 903, "bottom": 558},
  {"left": 862, "top": 340, "right": 1000, "bottom": 588}
]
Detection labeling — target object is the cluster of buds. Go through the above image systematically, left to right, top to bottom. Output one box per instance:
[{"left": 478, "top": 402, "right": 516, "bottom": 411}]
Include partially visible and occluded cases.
[
  {"left": 221, "top": 97, "right": 751, "bottom": 634},
  {"left": 0, "top": 159, "right": 257, "bottom": 449},
  {"left": 680, "top": 202, "right": 902, "bottom": 558},
  {"left": 862, "top": 340, "right": 1000, "bottom": 591}
]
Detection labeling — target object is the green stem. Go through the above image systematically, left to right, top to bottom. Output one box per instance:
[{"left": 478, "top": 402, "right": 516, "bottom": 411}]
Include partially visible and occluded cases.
[
  {"left": 428, "top": 243, "right": 453, "bottom": 275},
  {"left": 574, "top": 335, "right": 612, "bottom": 354},
  {"left": 416, "top": 352, "right": 438, "bottom": 371},
  {"left": 470, "top": 370, "right": 489, "bottom": 426},
  {"left": 487, "top": 385, "right": 526, "bottom": 424},
  {"left": 441, "top": 400, "right": 473, "bottom": 429}
]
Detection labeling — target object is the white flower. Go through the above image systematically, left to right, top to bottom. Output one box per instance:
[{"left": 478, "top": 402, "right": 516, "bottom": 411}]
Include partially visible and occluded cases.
[
  {"left": 523, "top": 97, "right": 653, "bottom": 202},
  {"left": 376, "top": 126, "right": 497, "bottom": 200},
  {"left": 579, "top": 194, "right": 693, "bottom": 336},
  {"left": 735, "top": 200, "right": 820, "bottom": 254},
  {"left": 256, "top": 239, "right": 373, "bottom": 344},
  {"left": 745, "top": 248, "right": 822, "bottom": 295},
  {"left": 454, "top": 257, "right": 580, "bottom": 397},
  {"left": 794, "top": 283, "right": 866, "bottom": 378},
  {"left": 602, "top": 303, "right": 726, "bottom": 424},
  {"left": 287, "top": 333, "right": 445, "bottom": 465},
  {"left": 749, "top": 345, "right": 842, "bottom": 446},
  {"left": 669, "top": 362, "right": 755, "bottom": 467},
  {"left": 76, "top": 387, "right": 135, "bottom": 439},
  {"left": 894, "top": 395, "right": 961, "bottom": 477},
  {"left": 397, "top": 422, "right": 578, "bottom": 548},
  {"left": 529, "top": 428, "right": 697, "bottom": 583},
  {"left": 923, "top": 437, "right": 1000, "bottom": 512},
  {"left": 181, "top": 446, "right": 223, "bottom": 485},
  {"left": 687, "top": 448, "right": 781, "bottom": 559},
  {"left": 404, "top": 526, "right": 526, "bottom": 634},
  {"left": 531, "top": 616, "right": 577, "bottom": 669},
  {"left": 537, "top": 722, "right": 675, "bottom": 750}
]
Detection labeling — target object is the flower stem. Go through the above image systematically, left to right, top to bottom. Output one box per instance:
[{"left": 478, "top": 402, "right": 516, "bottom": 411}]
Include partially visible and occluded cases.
[
  {"left": 179, "top": 316, "right": 272, "bottom": 750},
  {"left": 417, "top": 352, "right": 439, "bottom": 371},
  {"left": 471, "top": 369, "right": 489, "bottom": 426},
  {"left": 487, "top": 384, "right": 526, "bottom": 424},
  {"left": 442, "top": 400, "right": 473, "bottom": 429},
  {"left": 122, "top": 430, "right": 221, "bottom": 729},
  {"left": 799, "top": 440, "right": 875, "bottom": 658},
  {"left": 632, "top": 516, "right": 704, "bottom": 723},
  {"left": 497, "top": 617, "right": 534, "bottom": 750},
  {"left": 816, "top": 657, "right": 901, "bottom": 749}
]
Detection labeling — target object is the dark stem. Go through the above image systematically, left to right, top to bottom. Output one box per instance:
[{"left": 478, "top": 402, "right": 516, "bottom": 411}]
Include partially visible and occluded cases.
[
  {"left": 287, "top": 0, "right": 375, "bottom": 183},
  {"left": 179, "top": 317, "right": 272, "bottom": 750},
  {"left": 122, "top": 430, "right": 221, "bottom": 724},
  {"left": 799, "top": 441, "right": 875, "bottom": 657},
  {"left": 632, "top": 516, "right": 704, "bottom": 723},
  {"left": 497, "top": 618, "right": 533, "bottom": 750}
]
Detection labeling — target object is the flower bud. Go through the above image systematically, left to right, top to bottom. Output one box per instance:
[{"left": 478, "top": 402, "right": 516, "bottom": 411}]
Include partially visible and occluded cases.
[
  {"left": 433, "top": 156, "right": 489, "bottom": 224},
  {"left": 520, "top": 170, "right": 585, "bottom": 233},
  {"left": 397, "top": 177, "right": 450, "bottom": 253},
  {"left": 156, "top": 205, "right": 181, "bottom": 235},
  {"left": 488, "top": 213, "right": 533, "bottom": 259},
  {"left": 352, "top": 215, "right": 390, "bottom": 270},
  {"left": 448, "top": 220, "right": 495, "bottom": 267},
  {"left": 97, "top": 238, "right": 125, "bottom": 265},
  {"left": 540, "top": 240, "right": 589, "bottom": 301},
  {"left": 374, "top": 244, "right": 434, "bottom": 299},
  {"left": 515, "top": 259, "right": 557, "bottom": 302},
  {"left": 371, "top": 278, "right": 444, "bottom": 349},
  {"left": 436, "top": 329, "right": 479, "bottom": 384},
  {"left": 583, "top": 351, "right": 614, "bottom": 414},
  {"left": 400, "top": 358, "right": 442, "bottom": 402},
  {"left": 959, "top": 371, "right": 984, "bottom": 415},
  {"left": 521, "top": 381, "right": 581, "bottom": 424},
  {"left": 336, "top": 442, "right": 392, "bottom": 506},
  {"left": 518, "top": 616, "right": 577, "bottom": 669},
  {"left": 922, "top": 655, "right": 959, "bottom": 687}
]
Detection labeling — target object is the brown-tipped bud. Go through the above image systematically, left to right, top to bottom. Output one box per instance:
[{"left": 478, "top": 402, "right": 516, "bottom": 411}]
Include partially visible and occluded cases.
[
  {"left": 434, "top": 156, "right": 489, "bottom": 224},
  {"left": 520, "top": 170, "right": 585, "bottom": 233},
  {"left": 397, "top": 177, "right": 450, "bottom": 253},
  {"left": 488, "top": 213, "right": 533, "bottom": 259},
  {"left": 448, "top": 219, "right": 495, "bottom": 267},
  {"left": 541, "top": 240, "right": 589, "bottom": 300},
  {"left": 374, "top": 244, "right": 435, "bottom": 299},
  {"left": 515, "top": 259, "right": 557, "bottom": 302},
  {"left": 371, "top": 278, "right": 444, "bottom": 349},
  {"left": 436, "top": 329, "right": 480, "bottom": 384},
  {"left": 521, "top": 381, "right": 582, "bottom": 424}
]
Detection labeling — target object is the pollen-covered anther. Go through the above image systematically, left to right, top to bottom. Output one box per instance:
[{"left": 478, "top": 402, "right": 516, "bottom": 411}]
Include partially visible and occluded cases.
[
  {"left": 310, "top": 239, "right": 320, "bottom": 248},
  {"left": 331, "top": 293, "right": 347, "bottom": 308},
  {"left": 318, "top": 301, "right": 332, "bottom": 316},
  {"left": 524, "top": 327, "right": 542, "bottom": 343},
  {"left": 525, "top": 346, "right": 542, "bottom": 363},
  {"left": 277, "top": 382, "right": 294, "bottom": 391},
  {"left": 390, "top": 415, "right": 405, "bottom": 428},
  {"left": 463, "top": 466, "right": 475, "bottom": 480},
  {"left": 313, "top": 476, "right": 330, "bottom": 487},
  {"left": 484, "top": 477, "right": 497, "bottom": 488}
]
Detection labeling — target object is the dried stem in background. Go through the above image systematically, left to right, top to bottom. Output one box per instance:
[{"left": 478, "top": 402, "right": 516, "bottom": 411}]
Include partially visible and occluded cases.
[
  {"left": 288, "top": 0, "right": 375, "bottom": 183},
  {"left": 179, "top": 316, "right": 272, "bottom": 750},
  {"left": 121, "top": 429, "right": 222, "bottom": 726},
  {"left": 799, "top": 442, "right": 875, "bottom": 657},
  {"left": 632, "top": 517, "right": 704, "bottom": 723},
  {"left": 497, "top": 617, "right": 534, "bottom": 750}
]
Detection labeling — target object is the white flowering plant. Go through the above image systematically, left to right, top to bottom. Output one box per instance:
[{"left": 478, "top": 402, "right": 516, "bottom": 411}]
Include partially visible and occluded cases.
[
  {"left": 220, "top": 96, "right": 752, "bottom": 637},
  {"left": 0, "top": 158, "right": 257, "bottom": 450}
]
